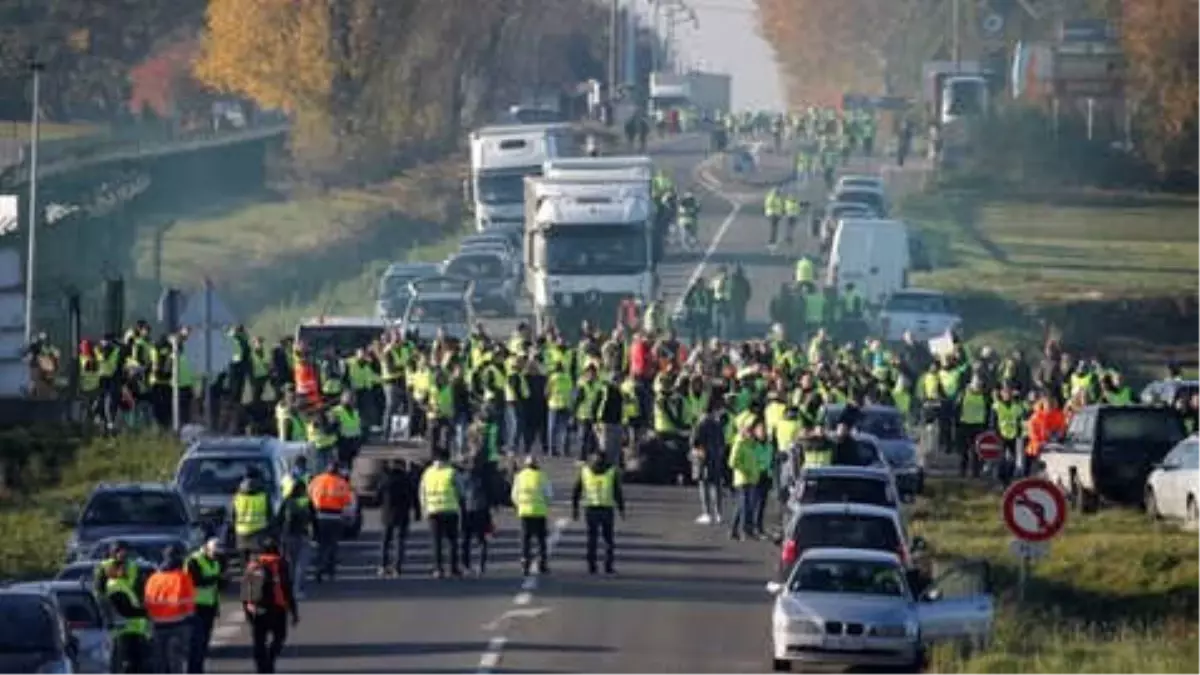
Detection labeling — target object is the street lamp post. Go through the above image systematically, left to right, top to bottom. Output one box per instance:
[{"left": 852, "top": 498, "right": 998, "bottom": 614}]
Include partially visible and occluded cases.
[{"left": 24, "top": 60, "right": 43, "bottom": 346}]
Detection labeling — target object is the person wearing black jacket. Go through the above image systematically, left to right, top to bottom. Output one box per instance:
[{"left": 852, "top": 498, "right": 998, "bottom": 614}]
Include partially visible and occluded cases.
[
  {"left": 521, "top": 361, "right": 548, "bottom": 455},
  {"left": 596, "top": 373, "right": 625, "bottom": 464},
  {"left": 571, "top": 452, "right": 626, "bottom": 574},
  {"left": 458, "top": 454, "right": 494, "bottom": 576},
  {"left": 376, "top": 460, "right": 420, "bottom": 578},
  {"left": 277, "top": 481, "right": 315, "bottom": 598},
  {"left": 242, "top": 538, "right": 299, "bottom": 674}
]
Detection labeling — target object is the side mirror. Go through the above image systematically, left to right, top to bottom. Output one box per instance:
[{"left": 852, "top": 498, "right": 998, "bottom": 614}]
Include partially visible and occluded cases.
[
  {"left": 59, "top": 507, "right": 79, "bottom": 528},
  {"left": 910, "top": 536, "right": 928, "bottom": 553},
  {"left": 765, "top": 581, "right": 784, "bottom": 595}
]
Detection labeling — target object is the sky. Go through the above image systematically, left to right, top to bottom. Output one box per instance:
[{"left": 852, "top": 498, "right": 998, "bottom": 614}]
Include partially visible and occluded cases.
[{"left": 636, "top": 0, "right": 785, "bottom": 111}]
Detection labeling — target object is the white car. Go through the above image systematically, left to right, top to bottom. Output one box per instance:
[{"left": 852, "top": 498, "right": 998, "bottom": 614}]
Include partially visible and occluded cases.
[
  {"left": 834, "top": 174, "right": 885, "bottom": 193},
  {"left": 875, "top": 288, "right": 963, "bottom": 343},
  {"left": 1145, "top": 434, "right": 1199, "bottom": 523},
  {"left": 768, "top": 548, "right": 995, "bottom": 672}
]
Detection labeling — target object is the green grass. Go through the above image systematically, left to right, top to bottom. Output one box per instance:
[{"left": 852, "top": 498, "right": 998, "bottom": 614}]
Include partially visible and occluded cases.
[
  {"left": 0, "top": 120, "right": 102, "bottom": 142},
  {"left": 0, "top": 433, "right": 183, "bottom": 581},
  {"left": 912, "top": 479, "right": 1198, "bottom": 673}
]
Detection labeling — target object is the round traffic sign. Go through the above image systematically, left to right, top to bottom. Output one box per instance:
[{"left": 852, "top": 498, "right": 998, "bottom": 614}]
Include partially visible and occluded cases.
[
  {"left": 982, "top": 12, "right": 1004, "bottom": 36},
  {"left": 975, "top": 430, "right": 1004, "bottom": 461},
  {"left": 1002, "top": 478, "right": 1068, "bottom": 542}
]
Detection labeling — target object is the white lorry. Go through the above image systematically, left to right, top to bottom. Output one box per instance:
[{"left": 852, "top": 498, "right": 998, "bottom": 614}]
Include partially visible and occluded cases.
[
  {"left": 648, "top": 70, "right": 731, "bottom": 117},
  {"left": 466, "top": 123, "right": 577, "bottom": 232},
  {"left": 523, "top": 165, "right": 655, "bottom": 332}
]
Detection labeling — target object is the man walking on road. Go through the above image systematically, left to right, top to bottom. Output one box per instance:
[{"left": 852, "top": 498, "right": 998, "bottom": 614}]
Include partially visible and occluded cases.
[
  {"left": 420, "top": 449, "right": 463, "bottom": 578},
  {"left": 572, "top": 452, "right": 626, "bottom": 574},
  {"left": 512, "top": 455, "right": 554, "bottom": 576},
  {"left": 377, "top": 459, "right": 420, "bottom": 578},
  {"left": 307, "top": 462, "right": 352, "bottom": 583},
  {"left": 186, "top": 538, "right": 225, "bottom": 673},
  {"left": 241, "top": 538, "right": 299, "bottom": 674},
  {"left": 143, "top": 545, "right": 196, "bottom": 673}
]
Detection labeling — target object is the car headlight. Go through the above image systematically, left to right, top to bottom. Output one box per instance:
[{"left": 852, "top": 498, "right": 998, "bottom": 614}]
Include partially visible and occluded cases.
[{"left": 775, "top": 615, "right": 823, "bottom": 634}]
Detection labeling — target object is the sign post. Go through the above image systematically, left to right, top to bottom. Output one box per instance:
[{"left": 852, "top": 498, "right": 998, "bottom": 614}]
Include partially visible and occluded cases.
[{"left": 1002, "top": 477, "right": 1068, "bottom": 601}]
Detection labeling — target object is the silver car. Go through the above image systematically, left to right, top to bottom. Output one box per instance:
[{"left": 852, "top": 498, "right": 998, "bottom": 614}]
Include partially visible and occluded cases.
[
  {"left": 768, "top": 548, "right": 994, "bottom": 672},
  {"left": 9, "top": 581, "right": 115, "bottom": 674}
]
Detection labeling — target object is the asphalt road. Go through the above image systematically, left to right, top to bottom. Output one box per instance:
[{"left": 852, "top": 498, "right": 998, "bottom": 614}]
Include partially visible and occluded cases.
[{"left": 206, "top": 133, "right": 804, "bottom": 674}]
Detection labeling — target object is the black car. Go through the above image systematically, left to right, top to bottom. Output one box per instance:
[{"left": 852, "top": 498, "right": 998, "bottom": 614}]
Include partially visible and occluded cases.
[
  {"left": 62, "top": 483, "right": 205, "bottom": 564},
  {"left": 0, "top": 588, "right": 79, "bottom": 673}
]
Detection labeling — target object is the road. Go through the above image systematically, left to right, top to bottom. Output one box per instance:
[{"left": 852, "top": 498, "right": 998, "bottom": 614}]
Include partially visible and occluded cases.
[{"left": 206, "top": 133, "right": 800, "bottom": 674}]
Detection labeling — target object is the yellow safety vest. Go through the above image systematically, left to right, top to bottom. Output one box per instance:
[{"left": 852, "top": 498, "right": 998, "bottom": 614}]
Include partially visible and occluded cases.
[
  {"left": 250, "top": 349, "right": 269, "bottom": 379},
  {"left": 79, "top": 356, "right": 100, "bottom": 392},
  {"left": 939, "top": 369, "right": 962, "bottom": 398},
  {"left": 546, "top": 373, "right": 572, "bottom": 410},
  {"left": 428, "top": 383, "right": 454, "bottom": 419},
  {"left": 959, "top": 391, "right": 988, "bottom": 425},
  {"left": 993, "top": 401, "right": 1023, "bottom": 440},
  {"left": 275, "top": 404, "right": 303, "bottom": 441},
  {"left": 334, "top": 405, "right": 362, "bottom": 438},
  {"left": 776, "top": 418, "right": 800, "bottom": 449},
  {"left": 306, "top": 421, "right": 337, "bottom": 449},
  {"left": 803, "top": 444, "right": 833, "bottom": 468},
  {"left": 421, "top": 465, "right": 459, "bottom": 514},
  {"left": 581, "top": 466, "right": 616, "bottom": 508},
  {"left": 513, "top": 468, "right": 549, "bottom": 517},
  {"left": 232, "top": 492, "right": 269, "bottom": 535},
  {"left": 187, "top": 552, "right": 221, "bottom": 607},
  {"left": 105, "top": 578, "right": 151, "bottom": 638}
]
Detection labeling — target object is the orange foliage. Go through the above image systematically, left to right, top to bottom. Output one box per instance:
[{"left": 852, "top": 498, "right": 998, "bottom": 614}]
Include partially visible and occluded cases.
[{"left": 129, "top": 39, "right": 201, "bottom": 117}]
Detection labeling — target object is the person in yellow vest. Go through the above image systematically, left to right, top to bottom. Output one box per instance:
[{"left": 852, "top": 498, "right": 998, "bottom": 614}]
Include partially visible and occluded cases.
[
  {"left": 763, "top": 187, "right": 785, "bottom": 251},
  {"left": 783, "top": 192, "right": 803, "bottom": 246},
  {"left": 249, "top": 336, "right": 272, "bottom": 406},
  {"left": 545, "top": 362, "right": 573, "bottom": 457},
  {"left": 1100, "top": 371, "right": 1133, "bottom": 406},
  {"left": 955, "top": 375, "right": 991, "bottom": 478},
  {"left": 990, "top": 385, "right": 1025, "bottom": 486},
  {"left": 275, "top": 388, "right": 305, "bottom": 442},
  {"left": 331, "top": 391, "right": 363, "bottom": 465},
  {"left": 306, "top": 409, "right": 339, "bottom": 469},
  {"left": 727, "top": 417, "right": 763, "bottom": 540},
  {"left": 419, "top": 449, "right": 463, "bottom": 578},
  {"left": 571, "top": 451, "right": 626, "bottom": 575},
  {"left": 511, "top": 455, "right": 554, "bottom": 576},
  {"left": 231, "top": 472, "right": 272, "bottom": 569},
  {"left": 186, "top": 537, "right": 224, "bottom": 673},
  {"left": 105, "top": 561, "right": 152, "bottom": 674}
]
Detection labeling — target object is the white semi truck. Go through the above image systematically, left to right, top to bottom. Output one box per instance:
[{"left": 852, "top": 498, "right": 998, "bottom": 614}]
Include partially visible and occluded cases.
[
  {"left": 465, "top": 123, "right": 577, "bottom": 232},
  {"left": 523, "top": 160, "right": 655, "bottom": 331}
]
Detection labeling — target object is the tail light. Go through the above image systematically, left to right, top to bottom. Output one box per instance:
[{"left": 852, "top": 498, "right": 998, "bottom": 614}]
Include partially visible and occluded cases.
[{"left": 781, "top": 540, "right": 798, "bottom": 566}]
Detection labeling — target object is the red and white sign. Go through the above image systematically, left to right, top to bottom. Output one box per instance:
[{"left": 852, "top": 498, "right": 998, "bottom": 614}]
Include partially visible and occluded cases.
[
  {"left": 974, "top": 431, "right": 1004, "bottom": 461},
  {"left": 1002, "top": 478, "right": 1068, "bottom": 543}
]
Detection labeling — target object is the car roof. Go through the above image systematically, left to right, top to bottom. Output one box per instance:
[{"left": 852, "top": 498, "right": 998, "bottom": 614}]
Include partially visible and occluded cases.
[
  {"left": 836, "top": 185, "right": 886, "bottom": 195},
  {"left": 450, "top": 248, "right": 509, "bottom": 260},
  {"left": 384, "top": 262, "right": 439, "bottom": 274},
  {"left": 888, "top": 287, "right": 948, "bottom": 298},
  {"left": 824, "top": 404, "right": 901, "bottom": 416},
  {"left": 185, "top": 436, "right": 280, "bottom": 456},
  {"left": 800, "top": 465, "right": 893, "bottom": 480},
  {"left": 89, "top": 482, "right": 178, "bottom": 494},
  {"left": 796, "top": 502, "right": 900, "bottom": 519},
  {"left": 92, "top": 533, "right": 184, "bottom": 544},
  {"left": 798, "top": 547, "right": 904, "bottom": 565},
  {"left": 8, "top": 580, "right": 94, "bottom": 594}
]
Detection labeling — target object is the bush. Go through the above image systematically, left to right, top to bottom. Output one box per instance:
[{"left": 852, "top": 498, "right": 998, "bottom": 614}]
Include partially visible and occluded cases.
[{"left": 0, "top": 432, "right": 184, "bottom": 581}]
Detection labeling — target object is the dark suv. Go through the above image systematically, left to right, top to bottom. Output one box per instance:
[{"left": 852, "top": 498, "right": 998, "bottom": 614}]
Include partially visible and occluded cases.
[
  {"left": 62, "top": 483, "right": 205, "bottom": 563},
  {"left": 0, "top": 587, "right": 79, "bottom": 673}
]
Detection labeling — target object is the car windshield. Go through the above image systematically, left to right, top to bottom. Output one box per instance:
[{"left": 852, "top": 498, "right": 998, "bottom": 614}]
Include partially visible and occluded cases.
[
  {"left": 477, "top": 169, "right": 535, "bottom": 206},
  {"left": 837, "top": 190, "right": 886, "bottom": 214},
  {"left": 829, "top": 203, "right": 870, "bottom": 219},
  {"left": 533, "top": 226, "right": 648, "bottom": 275},
  {"left": 444, "top": 255, "right": 506, "bottom": 279},
  {"left": 380, "top": 273, "right": 424, "bottom": 299},
  {"left": 884, "top": 293, "right": 952, "bottom": 315},
  {"left": 407, "top": 299, "right": 468, "bottom": 325},
  {"left": 296, "top": 325, "right": 382, "bottom": 357},
  {"left": 840, "top": 409, "right": 906, "bottom": 440},
  {"left": 1099, "top": 409, "right": 1187, "bottom": 447},
  {"left": 176, "top": 456, "right": 273, "bottom": 495},
  {"left": 799, "top": 476, "right": 892, "bottom": 507},
  {"left": 80, "top": 491, "right": 187, "bottom": 527},
  {"left": 793, "top": 513, "right": 901, "bottom": 553},
  {"left": 89, "top": 539, "right": 177, "bottom": 564},
  {"left": 789, "top": 558, "right": 907, "bottom": 596},
  {"left": 53, "top": 590, "right": 103, "bottom": 631},
  {"left": 0, "top": 596, "right": 58, "bottom": 652}
]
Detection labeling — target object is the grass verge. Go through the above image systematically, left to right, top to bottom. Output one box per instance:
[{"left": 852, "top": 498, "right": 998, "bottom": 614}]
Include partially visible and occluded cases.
[
  {"left": 0, "top": 120, "right": 102, "bottom": 142},
  {"left": 897, "top": 189, "right": 1199, "bottom": 378},
  {"left": 0, "top": 432, "right": 183, "bottom": 581},
  {"left": 912, "top": 478, "right": 1198, "bottom": 673}
]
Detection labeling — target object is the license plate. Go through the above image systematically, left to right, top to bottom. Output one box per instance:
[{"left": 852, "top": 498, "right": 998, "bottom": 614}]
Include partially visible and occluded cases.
[{"left": 824, "top": 636, "right": 864, "bottom": 651}]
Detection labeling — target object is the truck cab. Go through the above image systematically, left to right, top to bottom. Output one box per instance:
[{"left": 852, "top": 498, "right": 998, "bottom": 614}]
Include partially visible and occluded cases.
[{"left": 466, "top": 123, "right": 577, "bottom": 232}]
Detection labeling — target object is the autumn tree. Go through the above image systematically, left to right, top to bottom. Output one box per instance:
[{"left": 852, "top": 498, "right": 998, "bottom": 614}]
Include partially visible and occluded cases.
[{"left": 195, "top": 0, "right": 610, "bottom": 183}]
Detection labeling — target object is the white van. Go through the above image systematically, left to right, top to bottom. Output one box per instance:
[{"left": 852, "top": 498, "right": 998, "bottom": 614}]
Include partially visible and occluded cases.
[{"left": 825, "top": 219, "right": 910, "bottom": 306}]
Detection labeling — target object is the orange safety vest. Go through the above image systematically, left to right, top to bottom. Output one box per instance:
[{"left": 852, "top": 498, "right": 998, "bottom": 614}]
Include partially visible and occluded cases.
[
  {"left": 294, "top": 361, "right": 318, "bottom": 397},
  {"left": 308, "top": 472, "right": 352, "bottom": 512},
  {"left": 253, "top": 554, "right": 290, "bottom": 610},
  {"left": 144, "top": 569, "right": 196, "bottom": 624}
]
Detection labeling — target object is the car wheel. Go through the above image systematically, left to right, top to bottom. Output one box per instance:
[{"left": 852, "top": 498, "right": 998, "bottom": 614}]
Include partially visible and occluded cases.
[
  {"left": 1144, "top": 486, "right": 1160, "bottom": 520},
  {"left": 771, "top": 658, "right": 790, "bottom": 672}
]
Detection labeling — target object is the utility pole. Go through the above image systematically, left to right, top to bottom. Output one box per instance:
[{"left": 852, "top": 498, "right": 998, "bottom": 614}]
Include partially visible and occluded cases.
[
  {"left": 608, "top": 0, "right": 620, "bottom": 101},
  {"left": 951, "top": 0, "right": 962, "bottom": 66},
  {"left": 23, "top": 60, "right": 43, "bottom": 346}
]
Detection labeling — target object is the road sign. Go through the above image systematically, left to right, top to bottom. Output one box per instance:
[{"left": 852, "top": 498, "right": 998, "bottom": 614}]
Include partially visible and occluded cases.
[
  {"left": 981, "top": 13, "right": 1004, "bottom": 37},
  {"left": 974, "top": 430, "right": 1004, "bottom": 461},
  {"left": 1002, "top": 478, "right": 1068, "bottom": 542},
  {"left": 1009, "top": 539, "right": 1049, "bottom": 560}
]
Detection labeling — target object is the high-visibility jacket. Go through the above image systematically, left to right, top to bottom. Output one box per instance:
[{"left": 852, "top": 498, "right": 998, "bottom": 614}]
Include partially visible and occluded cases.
[
  {"left": 794, "top": 257, "right": 814, "bottom": 284},
  {"left": 250, "top": 348, "right": 270, "bottom": 379},
  {"left": 294, "top": 362, "right": 318, "bottom": 398},
  {"left": 546, "top": 372, "right": 572, "bottom": 410},
  {"left": 1105, "top": 386, "right": 1133, "bottom": 405},
  {"left": 959, "top": 390, "right": 988, "bottom": 425},
  {"left": 992, "top": 400, "right": 1024, "bottom": 440},
  {"left": 276, "top": 403, "right": 304, "bottom": 441},
  {"left": 333, "top": 405, "right": 362, "bottom": 438},
  {"left": 306, "top": 420, "right": 337, "bottom": 450},
  {"left": 727, "top": 436, "right": 761, "bottom": 487},
  {"left": 420, "top": 464, "right": 459, "bottom": 515},
  {"left": 581, "top": 466, "right": 616, "bottom": 508},
  {"left": 513, "top": 468, "right": 550, "bottom": 517},
  {"left": 308, "top": 472, "right": 352, "bottom": 514},
  {"left": 233, "top": 492, "right": 269, "bottom": 536},
  {"left": 187, "top": 551, "right": 222, "bottom": 607},
  {"left": 143, "top": 569, "right": 195, "bottom": 624},
  {"left": 105, "top": 578, "right": 151, "bottom": 638}
]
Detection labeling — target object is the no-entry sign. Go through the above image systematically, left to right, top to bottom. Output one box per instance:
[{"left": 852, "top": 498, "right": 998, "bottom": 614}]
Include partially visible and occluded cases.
[
  {"left": 975, "top": 430, "right": 1004, "bottom": 461},
  {"left": 1002, "top": 478, "right": 1068, "bottom": 542}
]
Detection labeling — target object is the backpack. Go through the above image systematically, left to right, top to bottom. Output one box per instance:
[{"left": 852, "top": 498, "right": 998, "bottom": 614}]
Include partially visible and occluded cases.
[{"left": 240, "top": 559, "right": 277, "bottom": 606}]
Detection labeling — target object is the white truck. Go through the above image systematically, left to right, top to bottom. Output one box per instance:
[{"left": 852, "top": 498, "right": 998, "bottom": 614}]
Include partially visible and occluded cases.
[
  {"left": 648, "top": 70, "right": 731, "bottom": 116},
  {"left": 466, "top": 123, "right": 577, "bottom": 232},
  {"left": 523, "top": 167, "right": 655, "bottom": 332}
]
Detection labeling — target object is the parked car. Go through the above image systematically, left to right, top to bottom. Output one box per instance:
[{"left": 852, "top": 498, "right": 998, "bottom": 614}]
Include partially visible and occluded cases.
[
  {"left": 441, "top": 250, "right": 519, "bottom": 316},
  {"left": 375, "top": 262, "right": 440, "bottom": 319},
  {"left": 873, "top": 289, "right": 962, "bottom": 343},
  {"left": 823, "top": 404, "right": 925, "bottom": 497},
  {"left": 1039, "top": 404, "right": 1189, "bottom": 510},
  {"left": 1144, "top": 434, "right": 1199, "bottom": 523},
  {"left": 789, "top": 466, "right": 901, "bottom": 510},
  {"left": 61, "top": 483, "right": 204, "bottom": 564},
  {"left": 777, "top": 502, "right": 923, "bottom": 581},
  {"left": 767, "top": 548, "right": 994, "bottom": 672},
  {"left": 7, "top": 581, "right": 114, "bottom": 673},
  {"left": 0, "top": 586, "right": 80, "bottom": 673}
]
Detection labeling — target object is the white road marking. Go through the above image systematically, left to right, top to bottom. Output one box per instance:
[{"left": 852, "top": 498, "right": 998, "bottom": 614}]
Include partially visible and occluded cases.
[
  {"left": 673, "top": 158, "right": 742, "bottom": 315},
  {"left": 514, "top": 591, "right": 532, "bottom": 606},
  {"left": 478, "top": 636, "right": 507, "bottom": 672}
]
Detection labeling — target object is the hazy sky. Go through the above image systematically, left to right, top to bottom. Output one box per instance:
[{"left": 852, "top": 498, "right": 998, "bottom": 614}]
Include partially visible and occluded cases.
[{"left": 638, "top": 0, "right": 785, "bottom": 111}]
